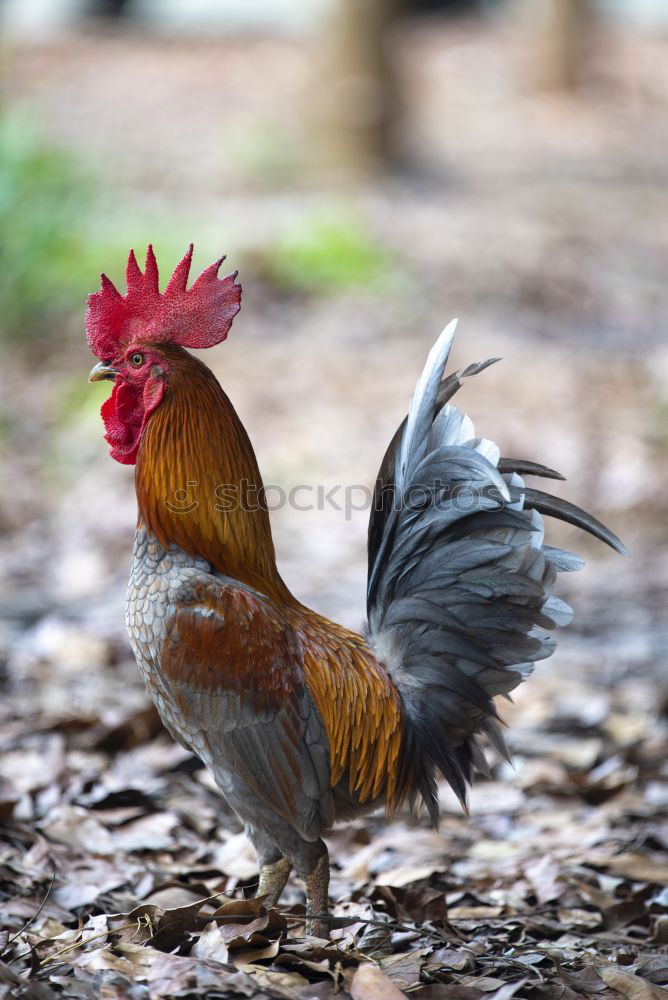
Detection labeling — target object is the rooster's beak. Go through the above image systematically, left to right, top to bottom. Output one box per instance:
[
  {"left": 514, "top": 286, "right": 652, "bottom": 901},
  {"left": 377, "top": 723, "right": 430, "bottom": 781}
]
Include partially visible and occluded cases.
[{"left": 88, "top": 361, "right": 118, "bottom": 382}]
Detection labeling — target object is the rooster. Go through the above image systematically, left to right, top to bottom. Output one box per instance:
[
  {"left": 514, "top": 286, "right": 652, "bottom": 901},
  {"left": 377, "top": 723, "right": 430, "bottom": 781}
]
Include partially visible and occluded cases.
[{"left": 87, "top": 245, "right": 625, "bottom": 937}]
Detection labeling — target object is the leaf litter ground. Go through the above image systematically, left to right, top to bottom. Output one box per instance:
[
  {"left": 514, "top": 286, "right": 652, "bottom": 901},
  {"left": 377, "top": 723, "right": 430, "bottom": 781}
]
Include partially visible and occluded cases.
[{"left": 1, "top": 618, "right": 666, "bottom": 999}]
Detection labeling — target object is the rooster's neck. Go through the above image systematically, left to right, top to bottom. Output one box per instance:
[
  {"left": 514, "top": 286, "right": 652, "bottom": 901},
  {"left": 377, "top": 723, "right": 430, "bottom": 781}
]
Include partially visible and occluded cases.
[{"left": 135, "top": 346, "right": 294, "bottom": 603}]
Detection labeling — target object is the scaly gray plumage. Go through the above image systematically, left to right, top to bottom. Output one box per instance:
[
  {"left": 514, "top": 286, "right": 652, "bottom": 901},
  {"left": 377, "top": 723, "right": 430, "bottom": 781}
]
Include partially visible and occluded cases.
[{"left": 126, "top": 527, "right": 333, "bottom": 885}]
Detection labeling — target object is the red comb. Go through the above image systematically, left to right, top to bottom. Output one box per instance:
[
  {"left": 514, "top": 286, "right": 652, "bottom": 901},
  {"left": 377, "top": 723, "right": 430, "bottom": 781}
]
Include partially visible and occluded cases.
[{"left": 86, "top": 244, "right": 241, "bottom": 359}]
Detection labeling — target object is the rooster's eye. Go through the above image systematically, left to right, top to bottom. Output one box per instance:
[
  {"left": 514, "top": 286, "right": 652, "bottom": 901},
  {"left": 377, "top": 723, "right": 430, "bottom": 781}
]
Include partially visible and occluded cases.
[{"left": 129, "top": 352, "right": 145, "bottom": 368}]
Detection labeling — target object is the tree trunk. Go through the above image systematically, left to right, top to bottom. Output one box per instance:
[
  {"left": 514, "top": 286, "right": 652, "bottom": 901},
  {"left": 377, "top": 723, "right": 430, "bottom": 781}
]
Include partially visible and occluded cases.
[
  {"left": 313, "top": 0, "right": 401, "bottom": 177},
  {"left": 520, "top": 0, "right": 596, "bottom": 91}
]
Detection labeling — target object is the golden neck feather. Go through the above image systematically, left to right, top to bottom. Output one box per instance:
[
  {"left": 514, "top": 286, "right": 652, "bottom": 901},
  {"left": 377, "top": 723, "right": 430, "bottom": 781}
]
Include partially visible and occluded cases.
[{"left": 135, "top": 345, "right": 293, "bottom": 603}]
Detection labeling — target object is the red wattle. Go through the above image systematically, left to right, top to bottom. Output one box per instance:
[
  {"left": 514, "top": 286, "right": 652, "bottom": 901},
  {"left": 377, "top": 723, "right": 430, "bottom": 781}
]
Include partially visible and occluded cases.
[{"left": 101, "top": 377, "right": 165, "bottom": 465}]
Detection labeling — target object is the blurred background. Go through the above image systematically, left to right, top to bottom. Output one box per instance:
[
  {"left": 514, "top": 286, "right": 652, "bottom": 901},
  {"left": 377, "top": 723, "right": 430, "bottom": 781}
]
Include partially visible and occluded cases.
[
  {"left": 1, "top": 0, "right": 667, "bottom": 979},
  {"left": 2, "top": 0, "right": 666, "bottom": 702}
]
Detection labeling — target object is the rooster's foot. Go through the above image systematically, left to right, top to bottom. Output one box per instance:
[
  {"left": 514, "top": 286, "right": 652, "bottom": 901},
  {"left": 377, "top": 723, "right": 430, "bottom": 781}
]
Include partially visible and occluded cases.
[
  {"left": 305, "top": 850, "right": 330, "bottom": 939},
  {"left": 257, "top": 856, "right": 292, "bottom": 908}
]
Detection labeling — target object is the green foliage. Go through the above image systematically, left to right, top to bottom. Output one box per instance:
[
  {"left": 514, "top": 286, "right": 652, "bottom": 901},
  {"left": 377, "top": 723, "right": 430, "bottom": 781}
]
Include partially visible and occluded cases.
[
  {"left": 0, "top": 114, "right": 94, "bottom": 342},
  {"left": 260, "top": 214, "right": 392, "bottom": 295}
]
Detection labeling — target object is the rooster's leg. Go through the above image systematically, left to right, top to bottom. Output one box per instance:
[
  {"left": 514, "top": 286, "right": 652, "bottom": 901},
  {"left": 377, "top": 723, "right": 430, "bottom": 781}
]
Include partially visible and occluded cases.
[
  {"left": 304, "top": 847, "right": 330, "bottom": 939},
  {"left": 256, "top": 856, "right": 291, "bottom": 907}
]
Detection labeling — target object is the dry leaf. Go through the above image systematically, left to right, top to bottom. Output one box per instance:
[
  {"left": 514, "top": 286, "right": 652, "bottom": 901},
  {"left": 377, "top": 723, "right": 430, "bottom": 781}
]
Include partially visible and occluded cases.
[
  {"left": 601, "top": 854, "right": 668, "bottom": 885},
  {"left": 525, "top": 856, "right": 564, "bottom": 904},
  {"left": 557, "top": 907, "right": 603, "bottom": 929},
  {"left": 192, "top": 920, "right": 229, "bottom": 965},
  {"left": 351, "top": 962, "right": 407, "bottom": 999},
  {"left": 598, "top": 966, "right": 667, "bottom": 1000}
]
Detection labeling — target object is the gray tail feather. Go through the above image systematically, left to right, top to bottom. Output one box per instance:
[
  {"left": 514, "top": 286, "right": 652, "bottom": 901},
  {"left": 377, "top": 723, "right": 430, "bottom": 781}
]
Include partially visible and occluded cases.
[
  {"left": 366, "top": 323, "right": 625, "bottom": 823},
  {"left": 520, "top": 488, "right": 628, "bottom": 556}
]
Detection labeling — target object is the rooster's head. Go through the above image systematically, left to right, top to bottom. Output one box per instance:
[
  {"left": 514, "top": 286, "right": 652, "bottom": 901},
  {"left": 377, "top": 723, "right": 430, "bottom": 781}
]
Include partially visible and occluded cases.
[{"left": 86, "top": 244, "right": 241, "bottom": 464}]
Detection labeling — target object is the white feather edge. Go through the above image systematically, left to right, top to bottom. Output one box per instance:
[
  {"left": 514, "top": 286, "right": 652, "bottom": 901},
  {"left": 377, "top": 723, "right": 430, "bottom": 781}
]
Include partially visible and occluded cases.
[
  {"left": 397, "top": 319, "right": 512, "bottom": 503},
  {"left": 398, "top": 319, "right": 458, "bottom": 488}
]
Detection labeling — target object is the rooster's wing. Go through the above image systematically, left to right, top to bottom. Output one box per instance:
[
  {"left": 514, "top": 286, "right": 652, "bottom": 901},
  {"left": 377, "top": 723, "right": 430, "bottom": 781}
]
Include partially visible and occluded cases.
[{"left": 159, "top": 575, "right": 333, "bottom": 840}]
